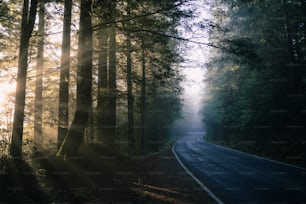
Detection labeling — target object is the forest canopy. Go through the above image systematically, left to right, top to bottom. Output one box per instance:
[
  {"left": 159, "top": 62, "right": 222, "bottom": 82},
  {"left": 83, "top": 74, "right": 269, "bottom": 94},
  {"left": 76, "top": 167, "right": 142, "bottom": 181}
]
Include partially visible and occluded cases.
[{"left": 202, "top": 0, "right": 306, "bottom": 167}]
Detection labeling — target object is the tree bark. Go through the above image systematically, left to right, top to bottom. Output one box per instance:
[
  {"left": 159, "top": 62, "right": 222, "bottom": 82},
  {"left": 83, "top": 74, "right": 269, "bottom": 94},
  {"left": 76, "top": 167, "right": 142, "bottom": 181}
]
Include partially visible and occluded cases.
[
  {"left": 11, "top": 0, "right": 38, "bottom": 158},
  {"left": 58, "top": 0, "right": 72, "bottom": 149},
  {"left": 58, "top": 0, "right": 92, "bottom": 157},
  {"left": 106, "top": 0, "right": 117, "bottom": 150},
  {"left": 34, "top": 1, "right": 44, "bottom": 147},
  {"left": 126, "top": 2, "right": 135, "bottom": 150},
  {"left": 96, "top": 29, "right": 108, "bottom": 142},
  {"left": 140, "top": 39, "right": 146, "bottom": 153},
  {"left": 85, "top": 107, "right": 94, "bottom": 143}
]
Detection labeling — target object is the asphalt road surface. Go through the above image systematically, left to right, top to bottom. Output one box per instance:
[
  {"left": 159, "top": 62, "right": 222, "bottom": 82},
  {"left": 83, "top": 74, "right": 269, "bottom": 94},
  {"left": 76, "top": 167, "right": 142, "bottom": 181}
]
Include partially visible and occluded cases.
[{"left": 173, "top": 132, "right": 306, "bottom": 204}]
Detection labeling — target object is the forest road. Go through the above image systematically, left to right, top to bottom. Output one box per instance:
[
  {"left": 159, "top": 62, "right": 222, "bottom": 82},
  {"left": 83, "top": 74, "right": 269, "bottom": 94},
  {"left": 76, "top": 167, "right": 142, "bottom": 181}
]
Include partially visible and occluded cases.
[{"left": 172, "top": 132, "right": 306, "bottom": 204}]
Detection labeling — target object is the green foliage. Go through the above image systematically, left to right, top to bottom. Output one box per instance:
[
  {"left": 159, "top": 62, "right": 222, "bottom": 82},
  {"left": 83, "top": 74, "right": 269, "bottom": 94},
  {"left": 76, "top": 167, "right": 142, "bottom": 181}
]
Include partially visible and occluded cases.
[
  {"left": 0, "top": 0, "right": 187, "bottom": 156},
  {"left": 203, "top": 0, "right": 306, "bottom": 166}
]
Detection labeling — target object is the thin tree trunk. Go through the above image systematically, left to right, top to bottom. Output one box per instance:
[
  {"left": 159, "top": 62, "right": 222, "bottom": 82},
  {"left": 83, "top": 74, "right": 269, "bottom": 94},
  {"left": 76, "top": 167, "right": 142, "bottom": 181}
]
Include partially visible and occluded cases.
[
  {"left": 11, "top": 0, "right": 38, "bottom": 158},
  {"left": 58, "top": 0, "right": 72, "bottom": 149},
  {"left": 58, "top": 0, "right": 92, "bottom": 157},
  {"left": 107, "top": 0, "right": 117, "bottom": 150},
  {"left": 34, "top": 1, "right": 45, "bottom": 147},
  {"left": 126, "top": 3, "right": 135, "bottom": 150},
  {"left": 108, "top": 27, "right": 117, "bottom": 149},
  {"left": 96, "top": 30, "right": 108, "bottom": 142},
  {"left": 140, "top": 39, "right": 146, "bottom": 153}
]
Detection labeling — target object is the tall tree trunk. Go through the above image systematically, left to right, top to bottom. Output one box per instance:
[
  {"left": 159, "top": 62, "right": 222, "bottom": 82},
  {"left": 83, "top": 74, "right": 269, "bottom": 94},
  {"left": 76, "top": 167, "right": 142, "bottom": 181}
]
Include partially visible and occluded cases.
[
  {"left": 10, "top": 0, "right": 38, "bottom": 158},
  {"left": 58, "top": 0, "right": 72, "bottom": 149},
  {"left": 58, "top": 0, "right": 92, "bottom": 157},
  {"left": 34, "top": 1, "right": 45, "bottom": 147},
  {"left": 107, "top": 1, "right": 117, "bottom": 150},
  {"left": 126, "top": 3, "right": 135, "bottom": 150},
  {"left": 96, "top": 29, "right": 108, "bottom": 142},
  {"left": 140, "top": 39, "right": 146, "bottom": 153},
  {"left": 85, "top": 105, "right": 94, "bottom": 143}
]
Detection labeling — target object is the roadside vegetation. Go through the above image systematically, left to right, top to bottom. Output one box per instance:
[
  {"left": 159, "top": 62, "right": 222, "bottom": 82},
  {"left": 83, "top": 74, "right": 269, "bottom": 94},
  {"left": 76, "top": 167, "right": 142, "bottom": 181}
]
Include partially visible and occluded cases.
[{"left": 202, "top": 0, "right": 306, "bottom": 168}]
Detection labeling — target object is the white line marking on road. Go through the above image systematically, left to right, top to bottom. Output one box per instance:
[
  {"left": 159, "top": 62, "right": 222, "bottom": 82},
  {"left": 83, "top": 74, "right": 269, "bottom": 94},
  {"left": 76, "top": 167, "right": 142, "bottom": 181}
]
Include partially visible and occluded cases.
[
  {"left": 172, "top": 142, "right": 225, "bottom": 204},
  {"left": 210, "top": 142, "right": 306, "bottom": 171}
]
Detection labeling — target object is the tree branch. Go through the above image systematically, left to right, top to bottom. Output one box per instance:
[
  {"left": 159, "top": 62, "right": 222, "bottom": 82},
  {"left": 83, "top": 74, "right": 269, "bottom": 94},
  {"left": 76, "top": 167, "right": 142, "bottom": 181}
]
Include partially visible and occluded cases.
[{"left": 92, "top": 0, "right": 193, "bottom": 31}]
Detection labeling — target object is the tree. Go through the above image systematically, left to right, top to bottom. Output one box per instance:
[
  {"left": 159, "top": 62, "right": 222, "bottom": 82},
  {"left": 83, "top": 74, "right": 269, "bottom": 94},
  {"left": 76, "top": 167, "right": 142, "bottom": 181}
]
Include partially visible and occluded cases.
[
  {"left": 10, "top": 0, "right": 38, "bottom": 158},
  {"left": 57, "top": 0, "right": 72, "bottom": 148},
  {"left": 58, "top": 0, "right": 93, "bottom": 157},
  {"left": 72, "top": 0, "right": 184, "bottom": 154},
  {"left": 94, "top": 0, "right": 109, "bottom": 144},
  {"left": 94, "top": 0, "right": 117, "bottom": 150},
  {"left": 106, "top": 0, "right": 117, "bottom": 149},
  {"left": 112, "top": 0, "right": 185, "bottom": 153},
  {"left": 126, "top": 0, "right": 135, "bottom": 149},
  {"left": 134, "top": 0, "right": 184, "bottom": 152},
  {"left": 202, "top": 0, "right": 306, "bottom": 165},
  {"left": 34, "top": 1, "right": 45, "bottom": 146},
  {"left": 96, "top": 29, "right": 109, "bottom": 143},
  {"left": 140, "top": 38, "right": 146, "bottom": 153}
]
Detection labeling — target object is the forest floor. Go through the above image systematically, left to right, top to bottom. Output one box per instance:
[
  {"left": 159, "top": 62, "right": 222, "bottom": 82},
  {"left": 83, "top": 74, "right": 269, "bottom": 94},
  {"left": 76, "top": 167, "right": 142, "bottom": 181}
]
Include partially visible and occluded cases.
[{"left": 0, "top": 145, "right": 216, "bottom": 203}]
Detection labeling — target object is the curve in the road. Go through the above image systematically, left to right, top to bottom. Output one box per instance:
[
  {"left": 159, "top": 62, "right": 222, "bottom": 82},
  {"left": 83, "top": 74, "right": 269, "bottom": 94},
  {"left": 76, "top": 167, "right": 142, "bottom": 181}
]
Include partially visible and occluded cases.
[{"left": 173, "top": 132, "right": 306, "bottom": 204}]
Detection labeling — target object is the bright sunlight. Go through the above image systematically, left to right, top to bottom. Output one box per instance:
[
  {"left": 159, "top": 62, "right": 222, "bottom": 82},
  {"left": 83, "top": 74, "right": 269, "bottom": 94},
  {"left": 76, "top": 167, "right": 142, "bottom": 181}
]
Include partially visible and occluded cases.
[
  {"left": 0, "top": 81, "right": 16, "bottom": 115},
  {"left": 0, "top": 82, "right": 15, "bottom": 107}
]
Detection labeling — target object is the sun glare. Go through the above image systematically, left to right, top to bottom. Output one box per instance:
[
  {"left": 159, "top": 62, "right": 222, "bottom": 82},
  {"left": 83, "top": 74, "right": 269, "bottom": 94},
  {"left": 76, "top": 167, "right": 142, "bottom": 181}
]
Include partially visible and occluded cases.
[{"left": 0, "top": 82, "right": 15, "bottom": 106}]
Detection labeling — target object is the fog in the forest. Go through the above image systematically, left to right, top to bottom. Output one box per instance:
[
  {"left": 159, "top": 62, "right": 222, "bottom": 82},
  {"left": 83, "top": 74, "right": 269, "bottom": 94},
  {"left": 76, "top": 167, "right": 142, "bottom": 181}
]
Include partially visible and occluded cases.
[{"left": 171, "top": 67, "right": 205, "bottom": 137}]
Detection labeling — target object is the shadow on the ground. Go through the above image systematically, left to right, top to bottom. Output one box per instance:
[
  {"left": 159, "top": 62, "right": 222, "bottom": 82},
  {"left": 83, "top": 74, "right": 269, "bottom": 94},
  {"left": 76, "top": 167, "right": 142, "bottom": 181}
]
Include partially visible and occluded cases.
[
  {"left": 1, "top": 146, "right": 216, "bottom": 203},
  {"left": 0, "top": 158, "right": 49, "bottom": 203}
]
